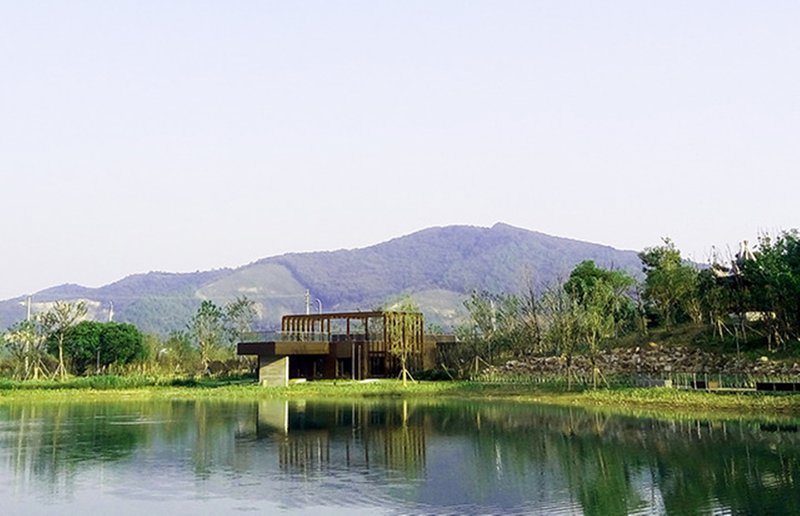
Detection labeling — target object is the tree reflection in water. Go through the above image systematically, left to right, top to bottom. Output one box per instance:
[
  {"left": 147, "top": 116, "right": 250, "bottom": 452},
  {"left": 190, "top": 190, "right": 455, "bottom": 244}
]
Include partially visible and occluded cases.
[{"left": 0, "top": 399, "right": 798, "bottom": 514}]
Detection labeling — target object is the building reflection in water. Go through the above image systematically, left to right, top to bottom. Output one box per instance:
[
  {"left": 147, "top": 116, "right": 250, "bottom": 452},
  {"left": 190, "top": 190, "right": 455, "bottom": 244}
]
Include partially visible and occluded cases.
[
  {"left": 3, "top": 400, "right": 800, "bottom": 514},
  {"left": 255, "top": 400, "right": 426, "bottom": 476}
]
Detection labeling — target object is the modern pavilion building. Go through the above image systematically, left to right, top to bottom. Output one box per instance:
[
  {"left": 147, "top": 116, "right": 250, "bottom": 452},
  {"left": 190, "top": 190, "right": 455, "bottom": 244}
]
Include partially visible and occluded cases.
[{"left": 237, "top": 310, "right": 447, "bottom": 386}]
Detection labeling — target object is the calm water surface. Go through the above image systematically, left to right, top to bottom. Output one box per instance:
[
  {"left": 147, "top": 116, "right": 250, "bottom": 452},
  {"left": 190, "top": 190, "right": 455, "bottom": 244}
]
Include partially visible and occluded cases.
[{"left": 0, "top": 398, "right": 798, "bottom": 515}]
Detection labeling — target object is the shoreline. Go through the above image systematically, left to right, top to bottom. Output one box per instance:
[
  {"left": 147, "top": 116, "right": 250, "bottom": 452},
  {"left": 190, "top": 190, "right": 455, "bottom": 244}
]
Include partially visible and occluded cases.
[{"left": 1, "top": 379, "right": 799, "bottom": 422}]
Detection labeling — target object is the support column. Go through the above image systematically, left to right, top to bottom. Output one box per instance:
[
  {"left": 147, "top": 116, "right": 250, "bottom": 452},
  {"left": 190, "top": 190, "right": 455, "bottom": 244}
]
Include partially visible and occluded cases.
[
  {"left": 323, "top": 352, "right": 337, "bottom": 378},
  {"left": 259, "top": 355, "right": 289, "bottom": 387}
]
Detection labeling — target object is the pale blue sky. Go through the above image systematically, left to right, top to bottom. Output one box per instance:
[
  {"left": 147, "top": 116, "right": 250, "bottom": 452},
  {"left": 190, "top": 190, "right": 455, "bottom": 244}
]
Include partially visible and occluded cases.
[{"left": 1, "top": 1, "right": 798, "bottom": 300}]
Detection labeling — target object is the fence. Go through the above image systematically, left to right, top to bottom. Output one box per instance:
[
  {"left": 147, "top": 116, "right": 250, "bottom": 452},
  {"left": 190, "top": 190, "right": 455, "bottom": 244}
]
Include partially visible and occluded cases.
[
  {"left": 239, "top": 331, "right": 331, "bottom": 343},
  {"left": 475, "top": 369, "right": 800, "bottom": 391}
]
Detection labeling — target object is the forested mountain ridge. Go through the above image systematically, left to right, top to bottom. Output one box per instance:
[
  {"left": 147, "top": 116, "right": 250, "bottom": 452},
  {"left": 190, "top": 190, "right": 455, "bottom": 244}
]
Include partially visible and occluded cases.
[
  {"left": 0, "top": 223, "right": 642, "bottom": 334},
  {"left": 268, "top": 223, "right": 641, "bottom": 307}
]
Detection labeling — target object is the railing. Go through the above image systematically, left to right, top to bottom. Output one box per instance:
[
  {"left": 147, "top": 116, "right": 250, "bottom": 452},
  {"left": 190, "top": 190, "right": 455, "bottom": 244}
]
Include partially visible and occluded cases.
[
  {"left": 240, "top": 331, "right": 331, "bottom": 343},
  {"left": 240, "top": 331, "right": 411, "bottom": 346},
  {"left": 330, "top": 333, "right": 381, "bottom": 343},
  {"left": 474, "top": 370, "right": 800, "bottom": 391}
]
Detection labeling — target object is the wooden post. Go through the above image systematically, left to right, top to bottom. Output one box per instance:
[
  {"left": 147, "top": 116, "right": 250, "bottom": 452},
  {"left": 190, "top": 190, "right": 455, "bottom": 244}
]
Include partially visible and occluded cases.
[
  {"left": 383, "top": 313, "right": 389, "bottom": 375},
  {"left": 364, "top": 317, "right": 370, "bottom": 378}
]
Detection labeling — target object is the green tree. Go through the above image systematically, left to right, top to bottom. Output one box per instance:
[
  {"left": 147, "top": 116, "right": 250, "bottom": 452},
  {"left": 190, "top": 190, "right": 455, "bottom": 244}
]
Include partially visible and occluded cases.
[
  {"left": 741, "top": 230, "right": 800, "bottom": 347},
  {"left": 639, "top": 239, "right": 698, "bottom": 328},
  {"left": 564, "top": 260, "right": 636, "bottom": 337},
  {"left": 564, "top": 261, "right": 636, "bottom": 388},
  {"left": 696, "top": 268, "right": 734, "bottom": 339},
  {"left": 572, "top": 281, "right": 617, "bottom": 388},
  {"left": 539, "top": 283, "right": 580, "bottom": 387},
  {"left": 186, "top": 297, "right": 257, "bottom": 374},
  {"left": 188, "top": 300, "right": 225, "bottom": 372},
  {"left": 62, "top": 320, "right": 102, "bottom": 375},
  {"left": 60, "top": 321, "right": 146, "bottom": 375},
  {"left": 101, "top": 322, "right": 146, "bottom": 371},
  {"left": 164, "top": 330, "right": 197, "bottom": 373},
  {"left": 140, "top": 333, "right": 163, "bottom": 373}
]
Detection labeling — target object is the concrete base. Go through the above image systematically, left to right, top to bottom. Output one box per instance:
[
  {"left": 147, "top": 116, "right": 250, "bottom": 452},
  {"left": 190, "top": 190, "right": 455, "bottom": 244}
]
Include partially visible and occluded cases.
[
  {"left": 259, "top": 355, "right": 289, "bottom": 387},
  {"left": 257, "top": 400, "right": 289, "bottom": 433}
]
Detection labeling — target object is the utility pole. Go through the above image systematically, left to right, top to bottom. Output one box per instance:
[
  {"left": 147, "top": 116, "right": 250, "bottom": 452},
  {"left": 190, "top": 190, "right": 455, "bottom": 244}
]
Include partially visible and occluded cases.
[
  {"left": 305, "top": 289, "right": 311, "bottom": 315},
  {"left": 24, "top": 295, "right": 31, "bottom": 378},
  {"left": 489, "top": 299, "right": 497, "bottom": 364},
  {"left": 490, "top": 299, "right": 497, "bottom": 333}
]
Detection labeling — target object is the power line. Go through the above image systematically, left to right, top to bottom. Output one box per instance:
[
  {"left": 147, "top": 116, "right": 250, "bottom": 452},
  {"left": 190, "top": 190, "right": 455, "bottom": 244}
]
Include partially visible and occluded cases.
[{"left": 18, "top": 293, "right": 312, "bottom": 302}]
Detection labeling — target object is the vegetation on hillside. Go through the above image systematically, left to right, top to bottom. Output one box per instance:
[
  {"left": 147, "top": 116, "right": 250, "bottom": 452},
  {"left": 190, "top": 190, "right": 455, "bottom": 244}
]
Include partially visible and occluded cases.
[
  {"left": 272, "top": 223, "right": 642, "bottom": 310},
  {"left": 0, "top": 224, "right": 643, "bottom": 333},
  {"left": 1, "top": 228, "right": 799, "bottom": 390},
  {"left": 447, "top": 229, "right": 800, "bottom": 384},
  {"left": 0, "top": 270, "right": 232, "bottom": 333},
  {"left": 0, "top": 296, "right": 256, "bottom": 380}
]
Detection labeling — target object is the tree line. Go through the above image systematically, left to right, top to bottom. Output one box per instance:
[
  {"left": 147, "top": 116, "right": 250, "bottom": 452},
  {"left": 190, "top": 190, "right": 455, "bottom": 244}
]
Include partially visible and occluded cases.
[
  {"left": 3, "top": 229, "right": 798, "bottom": 382},
  {"left": 452, "top": 229, "right": 800, "bottom": 382},
  {"left": 1, "top": 297, "right": 256, "bottom": 380}
]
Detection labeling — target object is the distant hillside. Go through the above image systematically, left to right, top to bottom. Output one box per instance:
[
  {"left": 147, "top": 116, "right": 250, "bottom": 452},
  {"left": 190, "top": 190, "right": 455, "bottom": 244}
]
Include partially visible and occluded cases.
[
  {"left": 0, "top": 223, "right": 643, "bottom": 334},
  {"left": 0, "top": 270, "right": 231, "bottom": 335}
]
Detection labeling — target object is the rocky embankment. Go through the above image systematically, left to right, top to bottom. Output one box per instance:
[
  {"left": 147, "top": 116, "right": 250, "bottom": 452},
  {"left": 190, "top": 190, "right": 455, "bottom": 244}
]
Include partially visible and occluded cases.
[{"left": 492, "top": 345, "right": 800, "bottom": 378}]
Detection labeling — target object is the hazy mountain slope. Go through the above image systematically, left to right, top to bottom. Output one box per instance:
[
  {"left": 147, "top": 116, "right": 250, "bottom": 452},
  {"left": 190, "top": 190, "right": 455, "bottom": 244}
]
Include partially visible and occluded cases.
[
  {"left": 0, "top": 223, "right": 643, "bottom": 333},
  {"left": 268, "top": 223, "right": 641, "bottom": 307},
  {"left": 196, "top": 263, "right": 310, "bottom": 327},
  {"left": 0, "top": 270, "right": 232, "bottom": 333}
]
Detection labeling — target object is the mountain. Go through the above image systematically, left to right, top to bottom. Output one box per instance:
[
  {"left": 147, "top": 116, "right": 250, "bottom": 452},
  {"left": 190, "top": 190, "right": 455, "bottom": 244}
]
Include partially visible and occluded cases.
[{"left": 0, "top": 223, "right": 643, "bottom": 334}]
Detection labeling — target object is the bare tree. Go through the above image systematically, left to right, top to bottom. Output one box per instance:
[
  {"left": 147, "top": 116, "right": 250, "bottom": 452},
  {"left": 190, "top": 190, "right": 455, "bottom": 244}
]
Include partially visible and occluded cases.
[
  {"left": 223, "top": 296, "right": 257, "bottom": 350},
  {"left": 385, "top": 296, "right": 422, "bottom": 386},
  {"left": 42, "top": 301, "right": 88, "bottom": 379},
  {"left": 3, "top": 316, "right": 50, "bottom": 379}
]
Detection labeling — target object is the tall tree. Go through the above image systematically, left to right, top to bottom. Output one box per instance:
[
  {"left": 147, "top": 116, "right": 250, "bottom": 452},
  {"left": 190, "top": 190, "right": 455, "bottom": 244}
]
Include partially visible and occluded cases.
[
  {"left": 741, "top": 230, "right": 800, "bottom": 348},
  {"left": 639, "top": 239, "right": 698, "bottom": 328},
  {"left": 565, "top": 261, "right": 636, "bottom": 388},
  {"left": 565, "top": 261, "right": 636, "bottom": 337},
  {"left": 696, "top": 268, "right": 734, "bottom": 339},
  {"left": 539, "top": 283, "right": 580, "bottom": 387},
  {"left": 462, "top": 290, "right": 543, "bottom": 364},
  {"left": 223, "top": 296, "right": 257, "bottom": 349},
  {"left": 385, "top": 296, "right": 421, "bottom": 386},
  {"left": 42, "top": 300, "right": 88, "bottom": 379},
  {"left": 188, "top": 300, "right": 225, "bottom": 372},
  {"left": 61, "top": 320, "right": 103, "bottom": 375},
  {"left": 61, "top": 321, "right": 146, "bottom": 375},
  {"left": 101, "top": 322, "right": 146, "bottom": 368},
  {"left": 164, "top": 330, "right": 196, "bottom": 373}
]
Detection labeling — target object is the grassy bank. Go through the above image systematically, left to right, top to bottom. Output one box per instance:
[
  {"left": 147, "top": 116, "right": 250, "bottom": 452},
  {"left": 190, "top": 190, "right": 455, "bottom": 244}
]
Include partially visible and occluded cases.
[{"left": 1, "top": 376, "right": 799, "bottom": 418}]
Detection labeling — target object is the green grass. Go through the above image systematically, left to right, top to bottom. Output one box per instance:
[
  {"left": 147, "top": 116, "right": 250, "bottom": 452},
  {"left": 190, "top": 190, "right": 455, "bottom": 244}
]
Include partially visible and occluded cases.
[
  {"left": 616, "top": 321, "right": 800, "bottom": 360},
  {"left": 0, "top": 374, "right": 256, "bottom": 392},
  {"left": 1, "top": 377, "right": 799, "bottom": 420}
]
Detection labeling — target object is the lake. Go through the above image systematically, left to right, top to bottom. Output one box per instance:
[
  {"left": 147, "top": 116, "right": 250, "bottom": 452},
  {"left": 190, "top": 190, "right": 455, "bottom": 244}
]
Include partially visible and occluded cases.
[{"left": 0, "top": 398, "right": 798, "bottom": 515}]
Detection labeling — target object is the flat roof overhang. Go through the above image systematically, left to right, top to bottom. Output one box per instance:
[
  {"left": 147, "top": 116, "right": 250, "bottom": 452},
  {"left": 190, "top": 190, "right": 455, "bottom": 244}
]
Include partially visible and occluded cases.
[{"left": 237, "top": 341, "right": 330, "bottom": 356}]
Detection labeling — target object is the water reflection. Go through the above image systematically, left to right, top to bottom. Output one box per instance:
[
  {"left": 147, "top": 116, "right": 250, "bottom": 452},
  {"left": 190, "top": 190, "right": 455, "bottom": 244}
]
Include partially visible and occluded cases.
[
  {"left": 0, "top": 399, "right": 799, "bottom": 515},
  {"left": 253, "top": 400, "right": 426, "bottom": 477}
]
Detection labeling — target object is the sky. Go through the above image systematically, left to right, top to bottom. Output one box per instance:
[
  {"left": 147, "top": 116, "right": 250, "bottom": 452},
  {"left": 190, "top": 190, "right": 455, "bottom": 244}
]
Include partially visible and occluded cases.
[{"left": 1, "top": 1, "right": 798, "bottom": 300}]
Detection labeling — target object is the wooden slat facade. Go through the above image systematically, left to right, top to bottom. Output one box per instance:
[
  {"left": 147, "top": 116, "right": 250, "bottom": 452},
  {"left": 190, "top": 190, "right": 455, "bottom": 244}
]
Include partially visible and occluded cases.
[{"left": 238, "top": 311, "right": 425, "bottom": 381}]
